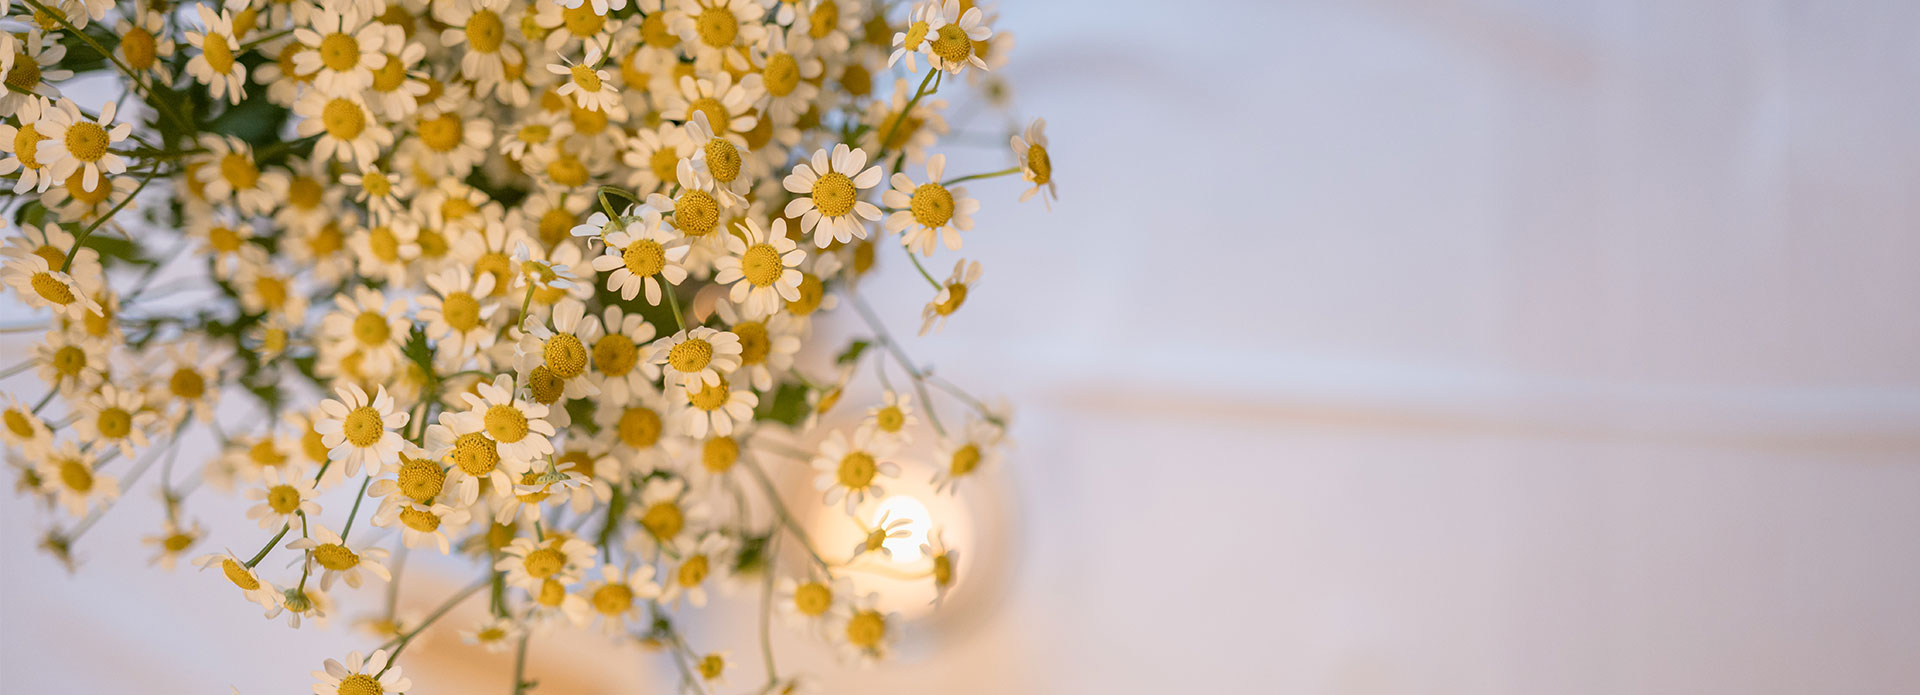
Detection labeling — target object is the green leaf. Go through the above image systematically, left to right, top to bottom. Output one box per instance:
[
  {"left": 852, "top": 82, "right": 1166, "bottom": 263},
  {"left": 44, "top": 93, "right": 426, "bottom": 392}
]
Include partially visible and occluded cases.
[{"left": 835, "top": 340, "right": 870, "bottom": 365}]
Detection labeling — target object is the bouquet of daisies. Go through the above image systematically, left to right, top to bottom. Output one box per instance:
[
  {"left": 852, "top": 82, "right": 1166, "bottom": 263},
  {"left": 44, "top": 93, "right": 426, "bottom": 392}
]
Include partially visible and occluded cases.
[{"left": 0, "top": 0, "right": 1055, "bottom": 690}]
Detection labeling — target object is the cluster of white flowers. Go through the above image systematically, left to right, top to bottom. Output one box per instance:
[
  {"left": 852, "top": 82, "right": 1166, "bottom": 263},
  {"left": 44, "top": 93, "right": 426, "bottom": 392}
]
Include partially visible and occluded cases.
[{"left": 0, "top": 0, "right": 1056, "bottom": 690}]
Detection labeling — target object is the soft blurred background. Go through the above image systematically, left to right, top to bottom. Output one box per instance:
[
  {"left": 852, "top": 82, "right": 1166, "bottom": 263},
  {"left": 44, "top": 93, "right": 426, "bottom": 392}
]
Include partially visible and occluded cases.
[{"left": 10, "top": 0, "right": 1920, "bottom": 692}]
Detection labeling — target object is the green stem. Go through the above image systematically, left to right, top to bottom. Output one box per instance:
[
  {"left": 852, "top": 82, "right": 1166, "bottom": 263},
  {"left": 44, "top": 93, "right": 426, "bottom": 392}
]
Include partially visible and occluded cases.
[
  {"left": 21, "top": 0, "right": 191, "bottom": 132},
  {"left": 876, "top": 69, "right": 939, "bottom": 160},
  {"left": 942, "top": 166, "right": 1021, "bottom": 186},
  {"left": 64, "top": 173, "right": 156, "bottom": 272},
  {"left": 903, "top": 245, "right": 942, "bottom": 289},
  {"left": 663, "top": 280, "right": 686, "bottom": 331},
  {"left": 847, "top": 292, "right": 948, "bottom": 437},
  {"left": 740, "top": 456, "right": 831, "bottom": 571},
  {"left": 339, "top": 474, "right": 374, "bottom": 540},
  {"left": 244, "top": 523, "right": 293, "bottom": 568},
  {"left": 377, "top": 577, "right": 491, "bottom": 675},
  {"left": 511, "top": 633, "right": 532, "bottom": 694}
]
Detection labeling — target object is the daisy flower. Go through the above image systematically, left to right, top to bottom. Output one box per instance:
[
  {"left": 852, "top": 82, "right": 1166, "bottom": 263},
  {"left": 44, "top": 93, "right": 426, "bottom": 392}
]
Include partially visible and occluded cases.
[
  {"left": 438, "top": 0, "right": 513, "bottom": 90},
  {"left": 533, "top": 0, "right": 618, "bottom": 51},
  {"left": 559, "top": 0, "right": 629, "bottom": 16},
  {"left": 669, "top": 0, "right": 766, "bottom": 70},
  {"left": 922, "top": 0, "right": 993, "bottom": 74},
  {"left": 888, "top": 2, "right": 934, "bottom": 73},
  {"left": 185, "top": 4, "right": 249, "bottom": 104},
  {"left": 117, "top": 6, "right": 177, "bottom": 81},
  {"left": 294, "top": 6, "right": 389, "bottom": 95},
  {"left": 752, "top": 25, "right": 824, "bottom": 123},
  {"left": 1, "top": 32, "right": 71, "bottom": 114},
  {"left": 365, "top": 36, "right": 431, "bottom": 121},
  {"left": 551, "top": 46, "right": 623, "bottom": 115},
  {"left": 659, "top": 73, "right": 761, "bottom": 144},
  {"left": 295, "top": 91, "right": 392, "bottom": 166},
  {"left": 0, "top": 96, "right": 54, "bottom": 193},
  {"left": 37, "top": 98, "right": 131, "bottom": 190},
  {"left": 409, "top": 105, "right": 495, "bottom": 177},
  {"left": 684, "top": 111, "right": 750, "bottom": 204},
  {"left": 1011, "top": 117, "right": 1055, "bottom": 206},
  {"left": 619, "top": 122, "right": 693, "bottom": 194},
  {"left": 194, "top": 134, "right": 276, "bottom": 215},
  {"left": 783, "top": 144, "right": 884, "bottom": 248},
  {"left": 883, "top": 153, "right": 978, "bottom": 255},
  {"left": 343, "top": 165, "right": 411, "bottom": 224},
  {"left": 588, "top": 209, "right": 690, "bottom": 304},
  {"left": 715, "top": 217, "right": 805, "bottom": 318},
  {"left": 349, "top": 220, "right": 423, "bottom": 284},
  {"left": 3, "top": 250, "right": 102, "bottom": 318},
  {"left": 920, "top": 258, "right": 980, "bottom": 335},
  {"left": 419, "top": 268, "right": 501, "bottom": 364},
  {"left": 320, "top": 287, "right": 411, "bottom": 375},
  {"left": 514, "top": 298, "right": 603, "bottom": 400},
  {"left": 713, "top": 301, "right": 801, "bottom": 391},
  {"left": 583, "top": 304, "right": 660, "bottom": 405},
  {"left": 649, "top": 326, "right": 743, "bottom": 389},
  {"left": 34, "top": 327, "right": 109, "bottom": 396},
  {"left": 151, "top": 341, "right": 225, "bottom": 425},
  {"left": 673, "top": 372, "right": 758, "bottom": 438},
  {"left": 457, "top": 374, "right": 557, "bottom": 465},
  {"left": 75, "top": 384, "right": 157, "bottom": 458},
  {"left": 314, "top": 384, "right": 411, "bottom": 477},
  {"left": 595, "top": 390, "right": 674, "bottom": 473},
  {"left": 863, "top": 391, "right": 919, "bottom": 444},
  {"left": 0, "top": 393, "right": 54, "bottom": 451},
  {"left": 425, "top": 410, "right": 513, "bottom": 506},
  {"left": 932, "top": 418, "right": 1001, "bottom": 493},
  {"left": 810, "top": 427, "right": 900, "bottom": 513},
  {"left": 36, "top": 441, "right": 116, "bottom": 517},
  {"left": 368, "top": 446, "right": 447, "bottom": 508},
  {"left": 495, "top": 464, "right": 588, "bottom": 525},
  {"left": 244, "top": 466, "right": 321, "bottom": 530},
  {"left": 631, "top": 477, "right": 710, "bottom": 549},
  {"left": 375, "top": 498, "right": 472, "bottom": 553},
  {"left": 849, "top": 510, "right": 913, "bottom": 561},
  {"left": 144, "top": 519, "right": 205, "bottom": 571},
  {"left": 288, "top": 523, "right": 392, "bottom": 590},
  {"left": 923, "top": 529, "right": 960, "bottom": 602},
  {"left": 661, "top": 532, "right": 732, "bottom": 607},
  {"left": 497, "top": 535, "right": 598, "bottom": 590},
  {"left": 195, "top": 550, "right": 282, "bottom": 610},
  {"left": 581, "top": 564, "right": 661, "bottom": 635},
  {"left": 775, "top": 574, "right": 851, "bottom": 627},
  {"left": 270, "top": 584, "right": 335, "bottom": 629},
  {"left": 833, "top": 592, "right": 897, "bottom": 663},
  {"left": 463, "top": 616, "right": 524, "bottom": 653},
  {"left": 310, "top": 650, "right": 412, "bottom": 695},
  {"left": 696, "top": 652, "right": 732, "bottom": 685}
]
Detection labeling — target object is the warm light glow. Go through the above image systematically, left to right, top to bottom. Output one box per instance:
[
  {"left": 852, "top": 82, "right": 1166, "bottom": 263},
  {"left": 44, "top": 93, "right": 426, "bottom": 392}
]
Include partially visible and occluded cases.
[{"left": 872, "top": 495, "right": 932, "bottom": 563}]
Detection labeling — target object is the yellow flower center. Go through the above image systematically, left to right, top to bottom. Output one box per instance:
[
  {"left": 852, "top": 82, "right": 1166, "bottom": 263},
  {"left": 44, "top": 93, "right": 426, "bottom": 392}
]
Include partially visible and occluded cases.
[
  {"left": 808, "top": 1, "right": 839, "bottom": 40},
  {"left": 561, "top": 4, "right": 605, "bottom": 37},
  {"left": 696, "top": 6, "right": 738, "bottom": 47},
  {"left": 465, "top": 10, "right": 505, "bottom": 52},
  {"left": 640, "top": 11, "right": 678, "bottom": 46},
  {"left": 903, "top": 21, "right": 930, "bottom": 49},
  {"left": 931, "top": 23, "right": 973, "bottom": 65},
  {"left": 122, "top": 28, "right": 158, "bottom": 69},
  {"left": 318, "top": 32, "right": 360, "bottom": 72},
  {"left": 202, "top": 34, "right": 236, "bottom": 73},
  {"left": 762, "top": 53, "right": 800, "bottom": 97},
  {"left": 371, "top": 54, "right": 407, "bottom": 91},
  {"left": 569, "top": 64, "right": 602, "bottom": 93},
  {"left": 686, "top": 97, "right": 730, "bottom": 136},
  {"left": 322, "top": 98, "right": 366, "bottom": 140},
  {"left": 879, "top": 110, "right": 922, "bottom": 151},
  {"left": 418, "top": 113, "right": 461, "bottom": 151},
  {"left": 63, "top": 122, "right": 108, "bottom": 162},
  {"left": 12, "top": 123, "right": 42, "bottom": 169},
  {"left": 703, "top": 139, "right": 742, "bottom": 182},
  {"left": 1026, "top": 144, "right": 1051, "bottom": 184},
  {"left": 647, "top": 146, "right": 681, "bottom": 186},
  {"left": 217, "top": 153, "right": 259, "bottom": 191},
  {"left": 546, "top": 153, "right": 588, "bottom": 187},
  {"left": 64, "top": 170, "right": 113, "bottom": 205},
  {"left": 811, "top": 172, "right": 856, "bottom": 217},
  {"left": 289, "top": 176, "right": 324, "bottom": 209},
  {"left": 910, "top": 183, "right": 954, "bottom": 228},
  {"left": 667, "top": 190, "right": 718, "bottom": 238},
  {"left": 537, "top": 208, "right": 573, "bottom": 246},
  {"left": 207, "top": 226, "right": 244, "bottom": 254},
  {"left": 416, "top": 228, "right": 449, "bottom": 259},
  {"left": 621, "top": 238, "right": 666, "bottom": 277},
  {"left": 740, "top": 243, "right": 782, "bottom": 286},
  {"left": 473, "top": 252, "right": 512, "bottom": 295},
  {"left": 30, "top": 273, "right": 74, "bottom": 305},
  {"left": 787, "top": 273, "right": 824, "bottom": 315},
  {"left": 935, "top": 283, "right": 968, "bottom": 315},
  {"left": 437, "top": 291, "right": 479, "bottom": 331},
  {"left": 352, "top": 311, "right": 391, "bottom": 345},
  {"left": 732, "top": 321, "right": 768, "bottom": 365},
  {"left": 543, "top": 333, "right": 588, "bottom": 378},
  {"left": 592, "top": 334, "right": 638, "bottom": 376},
  {"left": 667, "top": 338, "right": 713, "bottom": 373},
  {"left": 52, "top": 345, "right": 87, "bottom": 377},
  {"left": 527, "top": 366, "right": 565, "bottom": 405},
  {"left": 169, "top": 368, "right": 206, "bottom": 399},
  {"left": 687, "top": 377, "right": 729, "bottom": 411},
  {"left": 483, "top": 404, "right": 530, "bottom": 443},
  {"left": 874, "top": 405, "right": 904, "bottom": 432},
  {"left": 342, "top": 406, "right": 385, "bottom": 447},
  {"left": 96, "top": 407, "right": 131, "bottom": 439},
  {"left": 617, "top": 407, "right": 661, "bottom": 448},
  {"left": 2, "top": 408, "right": 33, "bottom": 438},
  {"left": 302, "top": 427, "right": 330, "bottom": 463},
  {"left": 452, "top": 431, "right": 500, "bottom": 475},
  {"left": 701, "top": 436, "right": 738, "bottom": 473},
  {"left": 243, "top": 439, "right": 285, "bottom": 469},
  {"left": 950, "top": 443, "right": 980, "bottom": 476},
  {"left": 837, "top": 451, "right": 876, "bottom": 489},
  {"left": 397, "top": 454, "right": 445, "bottom": 501},
  {"left": 58, "top": 458, "right": 92, "bottom": 492},
  {"left": 266, "top": 484, "right": 302, "bottom": 513},
  {"left": 641, "top": 500, "right": 684, "bottom": 540},
  {"left": 399, "top": 506, "right": 441, "bottom": 532},
  {"left": 163, "top": 532, "right": 195, "bottom": 553},
  {"left": 314, "top": 543, "right": 359, "bottom": 570},
  {"left": 523, "top": 547, "right": 565, "bottom": 578},
  {"left": 676, "top": 554, "right": 709, "bottom": 587},
  {"left": 221, "top": 558, "right": 260, "bottom": 590},
  {"left": 536, "top": 578, "right": 567, "bottom": 606},
  {"left": 592, "top": 582, "right": 634, "bottom": 614},
  {"left": 793, "top": 582, "right": 831, "bottom": 616},
  {"left": 845, "top": 610, "right": 886, "bottom": 648},
  {"left": 697, "top": 654, "right": 725, "bottom": 680},
  {"left": 337, "top": 674, "right": 383, "bottom": 695}
]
